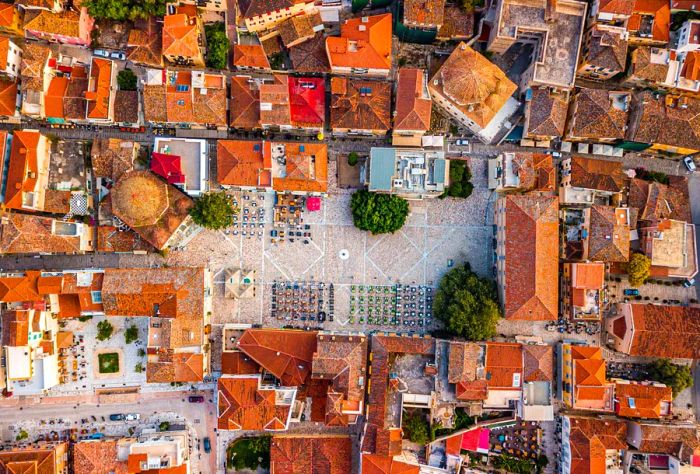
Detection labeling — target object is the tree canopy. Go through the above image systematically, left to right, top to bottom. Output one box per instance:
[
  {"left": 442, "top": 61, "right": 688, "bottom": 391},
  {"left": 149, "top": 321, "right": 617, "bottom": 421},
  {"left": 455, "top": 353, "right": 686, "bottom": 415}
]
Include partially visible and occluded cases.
[
  {"left": 84, "top": 0, "right": 166, "bottom": 21},
  {"left": 205, "top": 23, "right": 230, "bottom": 70},
  {"left": 117, "top": 69, "right": 137, "bottom": 91},
  {"left": 348, "top": 152, "right": 359, "bottom": 166},
  {"left": 443, "top": 160, "right": 474, "bottom": 199},
  {"left": 350, "top": 190, "right": 409, "bottom": 235},
  {"left": 190, "top": 192, "right": 236, "bottom": 230},
  {"left": 626, "top": 253, "right": 651, "bottom": 287},
  {"left": 433, "top": 263, "right": 501, "bottom": 340},
  {"left": 96, "top": 320, "right": 114, "bottom": 341},
  {"left": 125, "top": 324, "right": 138, "bottom": 344},
  {"left": 648, "top": 359, "right": 693, "bottom": 396},
  {"left": 402, "top": 411, "right": 430, "bottom": 445}
]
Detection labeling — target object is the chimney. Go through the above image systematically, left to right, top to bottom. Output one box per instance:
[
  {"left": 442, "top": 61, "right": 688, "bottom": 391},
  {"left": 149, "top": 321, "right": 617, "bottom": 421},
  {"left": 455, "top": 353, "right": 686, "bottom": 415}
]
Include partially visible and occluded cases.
[{"left": 545, "top": 0, "right": 557, "bottom": 23}]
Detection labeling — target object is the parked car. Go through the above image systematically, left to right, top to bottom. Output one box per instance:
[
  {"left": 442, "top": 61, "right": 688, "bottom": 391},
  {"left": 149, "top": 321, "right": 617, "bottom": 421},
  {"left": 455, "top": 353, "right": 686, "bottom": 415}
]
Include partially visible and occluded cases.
[
  {"left": 93, "top": 49, "right": 109, "bottom": 58},
  {"left": 109, "top": 51, "right": 126, "bottom": 61},
  {"left": 455, "top": 139, "right": 469, "bottom": 146},
  {"left": 684, "top": 156, "right": 697, "bottom": 172},
  {"left": 683, "top": 278, "right": 696, "bottom": 288},
  {"left": 623, "top": 289, "right": 640, "bottom": 296},
  {"left": 188, "top": 395, "right": 204, "bottom": 403},
  {"left": 125, "top": 413, "right": 140, "bottom": 421},
  {"left": 109, "top": 414, "right": 125, "bottom": 421},
  {"left": 88, "top": 433, "right": 105, "bottom": 439},
  {"left": 203, "top": 437, "right": 211, "bottom": 453}
]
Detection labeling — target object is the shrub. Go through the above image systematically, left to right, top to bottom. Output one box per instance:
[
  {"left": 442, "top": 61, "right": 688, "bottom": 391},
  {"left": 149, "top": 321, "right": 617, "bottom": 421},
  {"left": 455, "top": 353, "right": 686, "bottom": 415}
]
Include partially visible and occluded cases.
[
  {"left": 84, "top": 0, "right": 165, "bottom": 21},
  {"left": 117, "top": 69, "right": 137, "bottom": 91},
  {"left": 348, "top": 152, "right": 359, "bottom": 166},
  {"left": 443, "top": 160, "right": 474, "bottom": 198},
  {"left": 350, "top": 190, "right": 409, "bottom": 234},
  {"left": 124, "top": 324, "right": 138, "bottom": 344},
  {"left": 134, "top": 362, "right": 144, "bottom": 373},
  {"left": 159, "top": 421, "right": 170, "bottom": 431},
  {"left": 15, "top": 430, "right": 28, "bottom": 441}
]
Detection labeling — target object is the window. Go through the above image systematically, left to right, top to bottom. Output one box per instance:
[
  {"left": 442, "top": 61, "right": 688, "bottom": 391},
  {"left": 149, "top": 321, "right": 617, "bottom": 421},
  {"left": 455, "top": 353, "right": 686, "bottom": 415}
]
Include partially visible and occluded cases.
[
  {"left": 176, "top": 84, "right": 189, "bottom": 92},
  {"left": 177, "top": 100, "right": 185, "bottom": 106},
  {"left": 91, "top": 291, "right": 102, "bottom": 303}
]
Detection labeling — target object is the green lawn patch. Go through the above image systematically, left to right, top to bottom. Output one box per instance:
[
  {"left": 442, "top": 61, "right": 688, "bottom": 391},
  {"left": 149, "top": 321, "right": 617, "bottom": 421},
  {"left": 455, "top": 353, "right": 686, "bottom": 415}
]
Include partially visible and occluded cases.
[
  {"left": 97, "top": 352, "right": 120, "bottom": 374},
  {"left": 226, "top": 436, "right": 270, "bottom": 470}
]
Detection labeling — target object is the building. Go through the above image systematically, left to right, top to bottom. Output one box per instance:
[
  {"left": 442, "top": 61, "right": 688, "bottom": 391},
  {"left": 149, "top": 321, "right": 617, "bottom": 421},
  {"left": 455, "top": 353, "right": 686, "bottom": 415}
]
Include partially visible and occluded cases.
[
  {"left": 235, "top": 0, "right": 316, "bottom": 34},
  {"left": 402, "top": 0, "right": 445, "bottom": 31},
  {"left": 487, "top": 0, "right": 586, "bottom": 90},
  {"left": 595, "top": 0, "right": 670, "bottom": 46},
  {"left": 0, "top": 3, "right": 24, "bottom": 37},
  {"left": 162, "top": 5, "right": 204, "bottom": 67},
  {"left": 23, "top": 7, "right": 93, "bottom": 46},
  {"left": 278, "top": 11, "right": 324, "bottom": 48},
  {"left": 326, "top": 14, "right": 392, "bottom": 77},
  {"left": 126, "top": 17, "right": 163, "bottom": 68},
  {"left": 578, "top": 24, "right": 628, "bottom": 81},
  {"left": 289, "top": 33, "right": 330, "bottom": 73},
  {"left": 0, "top": 36, "right": 21, "bottom": 79},
  {"left": 19, "top": 43, "right": 50, "bottom": 118},
  {"left": 429, "top": 43, "right": 519, "bottom": 144},
  {"left": 233, "top": 44, "right": 271, "bottom": 71},
  {"left": 624, "top": 46, "right": 672, "bottom": 90},
  {"left": 85, "top": 57, "right": 115, "bottom": 124},
  {"left": 43, "top": 63, "right": 89, "bottom": 123},
  {"left": 392, "top": 68, "right": 432, "bottom": 147},
  {"left": 142, "top": 69, "right": 227, "bottom": 129},
  {"left": 229, "top": 75, "right": 262, "bottom": 130},
  {"left": 258, "top": 75, "right": 325, "bottom": 132},
  {"left": 0, "top": 77, "right": 18, "bottom": 120},
  {"left": 330, "top": 77, "right": 391, "bottom": 136},
  {"left": 522, "top": 87, "right": 569, "bottom": 143},
  {"left": 565, "top": 88, "right": 630, "bottom": 143},
  {"left": 1, "top": 130, "right": 50, "bottom": 213},
  {"left": 152, "top": 137, "right": 208, "bottom": 196},
  {"left": 91, "top": 138, "right": 138, "bottom": 186},
  {"left": 367, "top": 148, "right": 447, "bottom": 199},
  {"left": 487, "top": 152, "right": 555, "bottom": 192},
  {"left": 560, "top": 156, "right": 625, "bottom": 205},
  {"left": 108, "top": 170, "right": 200, "bottom": 250},
  {"left": 495, "top": 195, "right": 559, "bottom": 321},
  {"left": 585, "top": 205, "right": 630, "bottom": 262},
  {"left": 0, "top": 212, "right": 93, "bottom": 254},
  {"left": 639, "top": 219, "right": 698, "bottom": 280},
  {"left": 561, "top": 262, "right": 605, "bottom": 321},
  {"left": 606, "top": 303, "right": 700, "bottom": 359},
  {"left": 448, "top": 341, "right": 487, "bottom": 402},
  {"left": 483, "top": 341, "right": 523, "bottom": 409},
  {"left": 560, "top": 343, "right": 614, "bottom": 411},
  {"left": 520, "top": 344, "right": 554, "bottom": 421},
  {"left": 614, "top": 382, "right": 672, "bottom": 419},
  {"left": 561, "top": 415, "right": 627, "bottom": 474},
  {"left": 626, "top": 422, "right": 700, "bottom": 469},
  {"left": 126, "top": 430, "right": 190, "bottom": 473},
  {"left": 270, "top": 436, "right": 352, "bottom": 473},
  {"left": 72, "top": 439, "right": 129, "bottom": 474},
  {"left": 0, "top": 443, "right": 68, "bottom": 473}
]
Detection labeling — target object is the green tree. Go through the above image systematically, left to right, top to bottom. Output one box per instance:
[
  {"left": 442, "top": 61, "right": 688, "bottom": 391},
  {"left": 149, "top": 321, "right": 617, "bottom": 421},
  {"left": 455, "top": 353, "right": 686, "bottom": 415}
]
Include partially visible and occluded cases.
[
  {"left": 84, "top": 0, "right": 165, "bottom": 21},
  {"left": 460, "top": 0, "right": 484, "bottom": 12},
  {"left": 205, "top": 23, "right": 230, "bottom": 70},
  {"left": 117, "top": 69, "right": 137, "bottom": 91},
  {"left": 348, "top": 152, "right": 359, "bottom": 166},
  {"left": 443, "top": 160, "right": 474, "bottom": 199},
  {"left": 350, "top": 190, "right": 410, "bottom": 234},
  {"left": 190, "top": 192, "right": 236, "bottom": 230},
  {"left": 626, "top": 253, "right": 651, "bottom": 287},
  {"left": 434, "top": 263, "right": 501, "bottom": 340},
  {"left": 96, "top": 320, "right": 114, "bottom": 341},
  {"left": 125, "top": 324, "right": 138, "bottom": 344},
  {"left": 138, "top": 348, "right": 146, "bottom": 357},
  {"left": 648, "top": 359, "right": 693, "bottom": 396},
  {"left": 134, "top": 362, "right": 144, "bottom": 373},
  {"left": 402, "top": 411, "right": 430, "bottom": 445},
  {"left": 159, "top": 421, "right": 170, "bottom": 431},
  {"left": 15, "top": 430, "right": 28, "bottom": 441}
]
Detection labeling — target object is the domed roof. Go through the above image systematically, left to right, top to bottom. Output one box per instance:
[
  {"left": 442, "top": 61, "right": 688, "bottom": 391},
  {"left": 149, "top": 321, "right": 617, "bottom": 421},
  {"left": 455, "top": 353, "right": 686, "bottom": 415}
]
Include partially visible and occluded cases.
[{"left": 111, "top": 171, "right": 169, "bottom": 228}]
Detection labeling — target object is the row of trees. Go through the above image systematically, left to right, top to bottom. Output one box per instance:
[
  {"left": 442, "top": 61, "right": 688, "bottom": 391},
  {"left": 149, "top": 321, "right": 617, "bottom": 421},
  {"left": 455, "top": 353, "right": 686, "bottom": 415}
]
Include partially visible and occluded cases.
[{"left": 84, "top": 0, "right": 165, "bottom": 21}]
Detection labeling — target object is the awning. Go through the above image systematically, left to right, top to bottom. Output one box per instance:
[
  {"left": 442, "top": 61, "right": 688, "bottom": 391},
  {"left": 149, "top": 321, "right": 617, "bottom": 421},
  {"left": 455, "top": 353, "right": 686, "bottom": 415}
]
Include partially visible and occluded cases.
[{"left": 306, "top": 197, "right": 321, "bottom": 211}]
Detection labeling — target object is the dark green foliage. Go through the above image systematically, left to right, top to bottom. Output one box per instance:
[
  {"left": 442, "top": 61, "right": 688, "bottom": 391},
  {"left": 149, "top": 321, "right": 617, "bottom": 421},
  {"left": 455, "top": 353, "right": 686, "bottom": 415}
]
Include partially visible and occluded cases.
[
  {"left": 84, "top": 0, "right": 165, "bottom": 21},
  {"left": 460, "top": 0, "right": 484, "bottom": 11},
  {"left": 672, "top": 11, "right": 700, "bottom": 31},
  {"left": 205, "top": 23, "right": 229, "bottom": 70},
  {"left": 269, "top": 52, "right": 284, "bottom": 70},
  {"left": 117, "top": 69, "right": 137, "bottom": 91},
  {"left": 348, "top": 152, "right": 359, "bottom": 166},
  {"left": 444, "top": 160, "right": 474, "bottom": 198},
  {"left": 635, "top": 168, "right": 670, "bottom": 185},
  {"left": 350, "top": 190, "right": 410, "bottom": 234},
  {"left": 190, "top": 192, "right": 236, "bottom": 230},
  {"left": 626, "top": 253, "right": 651, "bottom": 287},
  {"left": 434, "top": 263, "right": 501, "bottom": 340},
  {"left": 78, "top": 315, "right": 93, "bottom": 322},
  {"left": 96, "top": 320, "right": 114, "bottom": 341},
  {"left": 125, "top": 324, "right": 138, "bottom": 344},
  {"left": 98, "top": 353, "right": 119, "bottom": 373},
  {"left": 648, "top": 359, "right": 693, "bottom": 396},
  {"left": 432, "top": 408, "right": 474, "bottom": 438},
  {"left": 402, "top": 411, "right": 430, "bottom": 445},
  {"left": 159, "top": 421, "right": 170, "bottom": 431},
  {"left": 227, "top": 437, "right": 271, "bottom": 470},
  {"left": 493, "top": 455, "right": 535, "bottom": 474}
]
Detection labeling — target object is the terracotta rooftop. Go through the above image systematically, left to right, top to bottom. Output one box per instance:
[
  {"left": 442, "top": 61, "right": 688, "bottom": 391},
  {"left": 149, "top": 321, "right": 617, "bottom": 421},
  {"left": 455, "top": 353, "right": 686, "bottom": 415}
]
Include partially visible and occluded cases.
[
  {"left": 236, "top": 0, "right": 303, "bottom": 19},
  {"left": 403, "top": 0, "right": 445, "bottom": 27},
  {"left": 599, "top": 0, "right": 635, "bottom": 14},
  {"left": 628, "top": 0, "right": 670, "bottom": 43},
  {"left": 0, "top": 3, "right": 15, "bottom": 29},
  {"left": 436, "top": 5, "right": 474, "bottom": 40},
  {"left": 24, "top": 8, "right": 85, "bottom": 40},
  {"left": 162, "top": 11, "right": 201, "bottom": 60},
  {"left": 278, "top": 11, "right": 322, "bottom": 47},
  {"left": 326, "top": 14, "right": 392, "bottom": 71},
  {"left": 127, "top": 17, "right": 163, "bottom": 67},
  {"left": 585, "top": 25, "right": 628, "bottom": 73},
  {"left": 289, "top": 33, "right": 330, "bottom": 73},
  {"left": 429, "top": 42, "right": 516, "bottom": 129},
  {"left": 20, "top": 43, "right": 50, "bottom": 92},
  {"left": 233, "top": 44, "right": 270, "bottom": 70},
  {"left": 628, "top": 46, "right": 670, "bottom": 84},
  {"left": 86, "top": 58, "right": 113, "bottom": 120},
  {"left": 394, "top": 68, "right": 431, "bottom": 133},
  {"left": 259, "top": 75, "right": 291, "bottom": 127},
  {"left": 0, "top": 76, "right": 16, "bottom": 117},
  {"left": 229, "top": 76, "right": 261, "bottom": 129},
  {"left": 330, "top": 77, "right": 391, "bottom": 132},
  {"left": 525, "top": 88, "right": 568, "bottom": 138},
  {"left": 568, "top": 89, "right": 629, "bottom": 140},
  {"left": 114, "top": 90, "right": 139, "bottom": 124},
  {"left": 628, "top": 92, "right": 700, "bottom": 151},
  {"left": 4, "top": 129, "right": 42, "bottom": 211},
  {"left": 91, "top": 138, "right": 137, "bottom": 183},
  {"left": 217, "top": 140, "right": 267, "bottom": 188},
  {"left": 269, "top": 141, "right": 328, "bottom": 194},
  {"left": 507, "top": 152, "right": 555, "bottom": 192},
  {"left": 569, "top": 156, "right": 625, "bottom": 193},
  {"left": 109, "top": 170, "right": 194, "bottom": 250},
  {"left": 628, "top": 177, "right": 691, "bottom": 224},
  {"left": 500, "top": 195, "right": 559, "bottom": 321},
  {"left": 588, "top": 205, "right": 630, "bottom": 263},
  {"left": 0, "top": 212, "right": 90, "bottom": 254},
  {"left": 97, "top": 226, "right": 153, "bottom": 253},
  {"left": 572, "top": 262, "right": 605, "bottom": 289},
  {"left": 0, "top": 271, "right": 60, "bottom": 303},
  {"left": 57, "top": 271, "right": 104, "bottom": 319},
  {"left": 623, "top": 303, "right": 700, "bottom": 358},
  {"left": 1, "top": 310, "right": 28, "bottom": 347},
  {"left": 237, "top": 328, "right": 318, "bottom": 386},
  {"left": 447, "top": 341, "right": 481, "bottom": 384},
  {"left": 485, "top": 342, "right": 523, "bottom": 389},
  {"left": 523, "top": 344, "right": 553, "bottom": 383},
  {"left": 147, "top": 350, "right": 204, "bottom": 383},
  {"left": 221, "top": 350, "right": 260, "bottom": 375},
  {"left": 217, "top": 375, "right": 293, "bottom": 431},
  {"left": 614, "top": 382, "right": 672, "bottom": 419},
  {"left": 564, "top": 416, "right": 627, "bottom": 474},
  {"left": 632, "top": 423, "right": 700, "bottom": 462},
  {"left": 270, "top": 436, "right": 352, "bottom": 474},
  {"left": 72, "top": 440, "right": 127, "bottom": 474},
  {"left": 0, "top": 444, "right": 65, "bottom": 474},
  {"left": 361, "top": 454, "right": 420, "bottom": 474}
]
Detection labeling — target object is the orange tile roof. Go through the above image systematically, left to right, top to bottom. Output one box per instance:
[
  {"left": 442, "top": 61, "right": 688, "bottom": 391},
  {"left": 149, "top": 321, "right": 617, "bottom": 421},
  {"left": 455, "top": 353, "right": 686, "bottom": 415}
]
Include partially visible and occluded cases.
[
  {"left": 630, "top": 0, "right": 670, "bottom": 43},
  {"left": 0, "top": 4, "right": 15, "bottom": 29},
  {"left": 162, "top": 12, "right": 201, "bottom": 60},
  {"left": 326, "top": 14, "right": 392, "bottom": 71},
  {"left": 127, "top": 17, "right": 163, "bottom": 68},
  {"left": 0, "top": 36, "right": 8, "bottom": 71},
  {"left": 233, "top": 44, "right": 270, "bottom": 69},
  {"left": 682, "top": 51, "right": 700, "bottom": 81},
  {"left": 86, "top": 58, "right": 113, "bottom": 120},
  {"left": 394, "top": 68, "right": 431, "bottom": 132},
  {"left": 44, "top": 75, "right": 69, "bottom": 119},
  {"left": 260, "top": 75, "right": 291, "bottom": 127},
  {"left": 229, "top": 76, "right": 261, "bottom": 129},
  {"left": 0, "top": 77, "right": 17, "bottom": 116},
  {"left": 330, "top": 77, "right": 391, "bottom": 132},
  {"left": 4, "top": 130, "right": 42, "bottom": 211},
  {"left": 217, "top": 140, "right": 268, "bottom": 188},
  {"left": 269, "top": 142, "right": 328, "bottom": 194},
  {"left": 0, "top": 212, "right": 90, "bottom": 254},
  {"left": 572, "top": 263, "right": 605, "bottom": 289},
  {"left": 0, "top": 271, "right": 53, "bottom": 302},
  {"left": 58, "top": 272, "right": 103, "bottom": 318},
  {"left": 625, "top": 303, "right": 700, "bottom": 358},
  {"left": 1, "top": 310, "right": 28, "bottom": 346},
  {"left": 237, "top": 329, "right": 317, "bottom": 386},
  {"left": 485, "top": 342, "right": 523, "bottom": 389},
  {"left": 221, "top": 350, "right": 260, "bottom": 375},
  {"left": 217, "top": 375, "right": 293, "bottom": 430},
  {"left": 615, "top": 382, "right": 672, "bottom": 419},
  {"left": 565, "top": 416, "right": 627, "bottom": 474},
  {"left": 270, "top": 436, "right": 352, "bottom": 474},
  {"left": 73, "top": 440, "right": 128, "bottom": 474},
  {"left": 0, "top": 443, "right": 65, "bottom": 474},
  {"left": 361, "top": 454, "right": 420, "bottom": 474}
]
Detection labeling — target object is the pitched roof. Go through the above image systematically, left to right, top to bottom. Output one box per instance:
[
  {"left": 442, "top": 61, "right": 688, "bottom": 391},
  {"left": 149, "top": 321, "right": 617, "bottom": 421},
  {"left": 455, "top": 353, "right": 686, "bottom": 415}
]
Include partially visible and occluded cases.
[
  {"left": 236, "top": 0, "right": 300, "bottom": 18},
  {"left": 403, "top": 0, "right": 445, "bottom": 27},
  {"left": 599, "top": 0, "right": 635, "bottom": 14},
  {"left": 628, "top": 0, "right": 670, "bottom": 43},
  {"left": 0, "top": 3, "right": 15, "bottom": 29},
  {"left": 436, "top": 5, "right": 474, "bottom": 40},
  {"left": 24, "top": 9, "right": 84, "bottom": 39},
  {"left": 278, "top": 11, "right": 322, "bottom": 47},
  {"left": 162, "top": 12, "right": 201, "bottom": 60},
  {"left": 326, "top": 14, "right": 392, "bottom": 71},
  {"left": 127, "top": 17, "right": 163, "bottom": 67},
  {"left": 585, "top": 25, "right": 628, "bottom": 72},
  {"left": 289, "top": 33, "right": 330, "bottom": 73},
  {"left": 429, "top": 42, "right": 516, "bottom": 129},
  {"left": 20, "top": 43, "right": 50, "bottom": 92},
  {"left": 233, "top": 44, "right": 270, "bottom": 70},
  {"left": 628, "top": 46, "right": 670, "bottom": 83},
  {"left": 86, "top": 58, "right": 113, "bottom": 120},
  {"left": 394, "top": 68, "right": 431, "bottom": 132},
  {"left": 260, "top": 75, "right": 291, "bottom": 127},
  {"left": 229, "top": 76, "right": 261, "bottom": 129},
  {"left": 289, "top": 76, "right": 325, "bottom": 128},
  {"left": 0, "top": 77, "right": 16, "bottom": 116},
  {"left": 330, "top": 77, "right": 391, "bottom": 132},
  {"left": 525, "top": 88, "right": 568, "bottom": 138},
  {"left": 568, "top": 89, "right": 629, "bottom": 140},
  {"left": 113, "top": 90, "right": 139, "bottom": 124},
  {"left": 628, "top": 92, "right": 700, "bottom": 151},
  {"left": 4, "top": 130, "right": 42, "bottom": 211},
  {"left": 90, "top": 138, "right": 136, "bottom": 182},
  {"left": 217, "top": 140, "right": 267, "bottom": 187},
  {"left": 269, "top": 141, "right": 328, "bottom": 193},
  {"left": 507, "top": 152, "right": 556, "bottom": 192},
  {"left": 569, "top": 156, "right": 625, "bottom": 193},
  {"left": 109, "top": 170, "right": 194, "bottom": 250},
  {"left": 628, "top": 177, "right": 691, "bottom": 223},
  {"left": 500, "top": 195, "right": 559, "bottom": 321},
  {"left": 588, "top": 205, "right": 630, "bottom": 262},
  {"left": 0, "top": 213, "right": 89, "bottom": 254},
  {"left": 572, "top": 263, "right": 605, "bottom": 289},
  {"left": 0, "top": 271, "right": 59, "bottom": 303},
  {"left": 625, "top": 303, "right": 700, "bottom": 358},
  {"left": 1, "top": 310, "right": 28, "bottom": 347},
  {"left": 237, "top": 329, "right": 318, "bottom": 386},
  {"left": 447, "top": 341, "right": 481, "bottom": 384},
  {"left": 485, "top": 342, "right": 523, "bottom": 389},
  {"left": 523, "top": 344, "right": 553, "bottom": 383},
  {"left": 147, "top": 350, "right": 204, "bottom": 383},
  {"left": 221, "top": 350, "right": 260, "bottom": 375},
  {"left": 217, "top": 375, "right": 293, "bottom": 430},
  {"left": 614, "top": 382, "right": 672, "bottom": 419},
  {"left": 565, "top": 416, "right": 627, "bottom": 474},
  {"left": 632, "top": 423, "right": 700, "bottom": 462},
  {"left": 270, "top": 436, "right": 352, "bottom": 474},
  {"left": 72, "top": 440, "right": 128, "bottom": 474},
  {"left": 0, "top": 444, "right": 64, "bottom": 474},
  {"left": 361, "top": 454, "right": 420, "bottom": 474}
]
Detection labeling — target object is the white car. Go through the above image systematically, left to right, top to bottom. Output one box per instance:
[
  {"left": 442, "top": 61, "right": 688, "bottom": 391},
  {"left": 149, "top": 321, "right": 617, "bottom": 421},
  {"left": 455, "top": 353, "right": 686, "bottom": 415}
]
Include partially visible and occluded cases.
[
  {"left": 93, "top": 49, "right": 109, "bottom": 58},
  {"left": 109, "top": 51, "right": 126, "bottom": 61},
  {"left": 683, "top": 156, "right": 697, "bottom": 172},
  {"left": 125, "top": 413, "right": 141, "bottom": 421}
]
